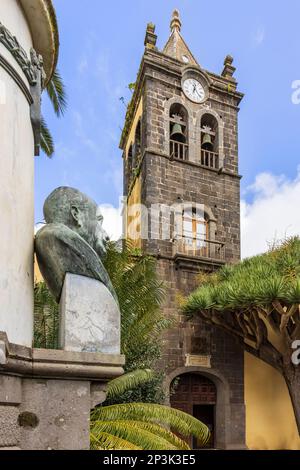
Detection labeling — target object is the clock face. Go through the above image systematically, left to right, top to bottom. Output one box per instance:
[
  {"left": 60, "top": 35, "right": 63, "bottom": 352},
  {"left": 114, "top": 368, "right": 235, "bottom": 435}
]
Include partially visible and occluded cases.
[{"left": 183, "top": 78, "right": 205, "bottom": 103}]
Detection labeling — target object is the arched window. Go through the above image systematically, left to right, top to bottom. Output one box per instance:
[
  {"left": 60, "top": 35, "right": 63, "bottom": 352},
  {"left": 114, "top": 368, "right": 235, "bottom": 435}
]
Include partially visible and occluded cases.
[
  {"left": 169, "top": 103, "right": 188, "bottom": 160},
  {"left": 200, "top": 114, "right": 219, "bottom": 169},
  {"left": 174, "top": 204, "right": 224, "bottom": 260},
  {"left": 181, "top": 206, "right": 208, "bottom": 254}
]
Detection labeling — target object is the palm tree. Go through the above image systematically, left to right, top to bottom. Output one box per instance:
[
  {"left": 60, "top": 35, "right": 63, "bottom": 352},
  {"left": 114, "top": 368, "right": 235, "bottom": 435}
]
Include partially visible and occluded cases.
[
  {"left": 41, "top": 69, "right": 67, "bottom": 156},
  {"left": 102, "top": 241, "right": 171, "bottom": 404},
  {"left": 103, "top": 241, "right": 169, "bottom": 372},
  {"left": 34, "top": 282, "right": 59, "bottom": 349},
  {"left": 91, "top": 370, "right": 210, "bottom": 450}
]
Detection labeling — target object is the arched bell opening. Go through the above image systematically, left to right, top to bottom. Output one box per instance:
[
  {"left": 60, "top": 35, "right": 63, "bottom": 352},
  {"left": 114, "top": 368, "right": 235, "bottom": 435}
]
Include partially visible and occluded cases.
[
  {"left": 169, "top": 103, "right": 188, "bottom": 160},
  {"left": 200, "top": 113, "right": 219, "bottom": 169}
]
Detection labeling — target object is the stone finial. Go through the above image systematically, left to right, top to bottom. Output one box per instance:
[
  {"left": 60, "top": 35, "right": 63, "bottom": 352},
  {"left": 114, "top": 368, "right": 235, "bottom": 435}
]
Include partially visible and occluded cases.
[
  {"left": 170, "top": 9, "right": 181, "bottom": 32},
  {"left": 144, "top": 22, "right": 157, "bottom": 49},
  {"left": 147, "top": 22, "right": 155, "bottom": 33},
  {"left": 221, "top": 54, "right": 236, "bottom": 80},
  {"left": 224, "top": 54, "right": 234, "bottom": 65}
]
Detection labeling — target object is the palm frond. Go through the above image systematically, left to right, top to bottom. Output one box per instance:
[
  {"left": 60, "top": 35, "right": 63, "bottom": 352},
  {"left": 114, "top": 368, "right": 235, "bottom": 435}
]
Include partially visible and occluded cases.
[
  {"left": 46, "top": 68, "right": 67, "bottom": 117},
  {"left": 40, "top": 117, "right": 54, "bottom": 157},
  {"left": 103, "top": 241, "right": 167, "bottom": 373},
  {"left": 34, "top": 281, "right": 59, "bottom": 349},
  {"left": 106, "top": 370, "right": 154, "bottom": 401},
  {"left": 92, "top": 403, "right": 210, "bottom": 445},
  {"left": 92, "top": 420, "right": 179, "bottom": 450},
  {"left": 116, "top": 420, "right": 190, "bottom": 450},
  {"left": 90, "top": 431, "right": 141, "bottom": 450}
]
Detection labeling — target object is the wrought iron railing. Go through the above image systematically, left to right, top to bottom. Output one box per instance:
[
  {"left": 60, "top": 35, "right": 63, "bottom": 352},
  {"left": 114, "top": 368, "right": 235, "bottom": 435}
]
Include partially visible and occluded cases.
[
  {"left": 170, "top": 140, "right": 188, "bottom": 161},
  {"left": 200, "top": 149, "right": 219, "bottom": 169},
  {"left": 173, "top": 236, "right": 225, "bottom": 261}
]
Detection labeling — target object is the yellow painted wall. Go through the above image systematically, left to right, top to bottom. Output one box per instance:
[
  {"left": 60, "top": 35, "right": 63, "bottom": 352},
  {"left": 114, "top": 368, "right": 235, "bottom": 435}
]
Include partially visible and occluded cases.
[
  {"left": 125, "top": 97, "right": 143, "bottom": 249},
  {"left": 125, "top": 98, "right": 143, "bottom": 156},
  {"left": 126, "top": 175, "right": 142, "bottom": 249},
  {"left": 34, "top": 255, "right": 43, "bottom": 283},
  {"left": 245, "top": 352, "right": 300, "bottom": 449}
]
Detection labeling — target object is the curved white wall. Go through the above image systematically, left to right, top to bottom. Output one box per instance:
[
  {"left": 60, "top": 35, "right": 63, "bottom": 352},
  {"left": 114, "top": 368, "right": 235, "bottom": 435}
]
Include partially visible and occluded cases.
[{"left": 0, "top": 0, "right": 35, "bottom": 346}]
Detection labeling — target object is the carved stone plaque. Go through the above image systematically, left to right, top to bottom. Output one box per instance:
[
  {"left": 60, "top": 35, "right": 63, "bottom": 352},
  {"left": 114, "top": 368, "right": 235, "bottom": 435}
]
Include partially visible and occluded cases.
[{"left": 185, "top": 354, "right": 211, "bottom": 368}]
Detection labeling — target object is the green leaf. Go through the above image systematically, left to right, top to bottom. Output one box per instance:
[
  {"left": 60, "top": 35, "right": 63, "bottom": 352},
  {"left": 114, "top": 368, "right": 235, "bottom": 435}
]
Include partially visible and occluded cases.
[
  {"left": 46, "top": 69, "right": 67, "bottom": 117},
  {"left": 40, "top": 117, "right": 54, "bottom": 157},
  {"left": 34, "top": 281, "right": 59, "bottom": 349},
  {"left": 106, "top": 370, "right": 155, "bottom": 401},
  {"left": 92, "top": 403, "right": 210, "bottom": 445},
  {"left": 91, "top": 420, "right": 181, "bottom": 450},
  {"left": 90, "top": 431, "right": 141, "bottom": 450}
]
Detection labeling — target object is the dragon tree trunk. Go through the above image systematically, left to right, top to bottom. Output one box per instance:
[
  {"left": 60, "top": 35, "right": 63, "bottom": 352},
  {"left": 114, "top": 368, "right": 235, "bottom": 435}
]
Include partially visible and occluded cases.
[{"left": 284, "top": 361, "right": 300, "bottom": 435}]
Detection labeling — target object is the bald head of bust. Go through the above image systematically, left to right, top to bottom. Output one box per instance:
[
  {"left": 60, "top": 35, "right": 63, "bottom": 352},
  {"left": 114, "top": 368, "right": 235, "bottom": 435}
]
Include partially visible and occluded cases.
[{"left": 43, "top": 186, "right": 107, "bottom": 257}]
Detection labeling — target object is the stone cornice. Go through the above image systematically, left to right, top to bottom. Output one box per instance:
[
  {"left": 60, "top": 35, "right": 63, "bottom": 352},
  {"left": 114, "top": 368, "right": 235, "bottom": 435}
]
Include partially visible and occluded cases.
[
  {"left": 19, "top": 0, "right": 59, "bottom": 84},
  {"left": 0, "top": 22, "right": 45, "bottom": 86},
  {"left": 144, "top": 147, "right": 243, "bottom": 180},
  {"left": 0, "top": 332, "right": 125, "bottom": 382}
]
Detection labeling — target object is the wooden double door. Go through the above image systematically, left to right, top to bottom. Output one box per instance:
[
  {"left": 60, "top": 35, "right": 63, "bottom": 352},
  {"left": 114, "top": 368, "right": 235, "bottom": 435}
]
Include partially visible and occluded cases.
[{"left": 170, "top": 373, "right": 216, "bottom": 449}]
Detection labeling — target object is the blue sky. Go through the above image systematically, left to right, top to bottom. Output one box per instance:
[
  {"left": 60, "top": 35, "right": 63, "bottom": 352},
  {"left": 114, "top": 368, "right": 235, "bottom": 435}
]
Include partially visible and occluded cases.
[{"left": 36, "top": 0, "right": 300, "bottom": 256}]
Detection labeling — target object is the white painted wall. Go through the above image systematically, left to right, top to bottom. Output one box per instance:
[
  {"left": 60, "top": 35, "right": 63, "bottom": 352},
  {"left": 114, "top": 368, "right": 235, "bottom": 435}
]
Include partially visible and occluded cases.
[
  {"left": 0, "top": 0, "right": 34, "bottom": 346},
  {"left": 0, "top": 0, "right": 33, "bottom": 56}
]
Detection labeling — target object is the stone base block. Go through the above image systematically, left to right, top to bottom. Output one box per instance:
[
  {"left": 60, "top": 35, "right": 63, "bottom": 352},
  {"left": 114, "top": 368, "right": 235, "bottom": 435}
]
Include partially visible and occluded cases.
[
  {"left": 59, "top": 274, "right": 120, "bottom": 354},
  {"left": 0, "top": 332, "right": 125, "bottom": 450},
  {"left": 20, "top": 379, "right": 91, "bottom": 450}
]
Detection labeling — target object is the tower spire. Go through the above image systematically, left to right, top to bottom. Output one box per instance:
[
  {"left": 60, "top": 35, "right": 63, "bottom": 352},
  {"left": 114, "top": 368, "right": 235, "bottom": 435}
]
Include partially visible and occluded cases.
[
  {"left": 163, "top": 9, "right": 199, "bottom": 66},
  {"left": 170, "top": 9, "right": 181, "bottom": 32}
]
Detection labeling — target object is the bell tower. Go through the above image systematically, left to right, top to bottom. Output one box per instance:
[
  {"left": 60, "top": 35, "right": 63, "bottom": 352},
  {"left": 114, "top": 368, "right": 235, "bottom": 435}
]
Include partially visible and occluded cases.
[{"left": 120, "top": 10, "right": 246, "bottom": 449}]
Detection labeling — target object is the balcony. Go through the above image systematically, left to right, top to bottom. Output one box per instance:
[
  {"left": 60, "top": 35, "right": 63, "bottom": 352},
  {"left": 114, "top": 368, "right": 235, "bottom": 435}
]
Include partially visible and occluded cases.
[
  {"left": 170, "top": 140, "right": 188, "bottom": 161},
  {"left": 200, "top": 149, "right": 219, "bottom": 170},
  {"left": 173, "top": 236, "right": 225, "bottom": 271}
]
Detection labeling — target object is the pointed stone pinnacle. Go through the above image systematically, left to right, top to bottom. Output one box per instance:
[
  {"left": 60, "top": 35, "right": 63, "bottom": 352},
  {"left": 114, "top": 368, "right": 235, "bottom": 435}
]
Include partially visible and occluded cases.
[{"left": 170, "top": 9, "right": 181, "bottom": 32}]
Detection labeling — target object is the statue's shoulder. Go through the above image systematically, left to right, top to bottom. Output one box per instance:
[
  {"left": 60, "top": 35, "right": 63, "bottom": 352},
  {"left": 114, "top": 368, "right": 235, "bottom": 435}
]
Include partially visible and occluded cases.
[
  {"left": 36, "top": 223, "right": 78, "bottom": 243},
  {"left": 36, "top": 223, "right": 92, "bottom": 253},
  {"left": 35, "top": 224, "right": 103, "bottom": 302}
]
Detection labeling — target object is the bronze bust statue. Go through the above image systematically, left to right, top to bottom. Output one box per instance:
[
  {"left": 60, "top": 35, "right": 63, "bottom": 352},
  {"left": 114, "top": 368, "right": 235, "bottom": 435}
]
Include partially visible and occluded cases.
[{"left": 35, "top": 187, "right": 118, "bottom": 303}]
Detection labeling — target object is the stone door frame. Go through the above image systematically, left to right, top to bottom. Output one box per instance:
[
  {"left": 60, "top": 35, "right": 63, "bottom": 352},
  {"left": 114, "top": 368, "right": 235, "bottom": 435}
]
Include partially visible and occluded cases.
[{"left": 164, "top": 366, "right": 232, "bottom": 449}]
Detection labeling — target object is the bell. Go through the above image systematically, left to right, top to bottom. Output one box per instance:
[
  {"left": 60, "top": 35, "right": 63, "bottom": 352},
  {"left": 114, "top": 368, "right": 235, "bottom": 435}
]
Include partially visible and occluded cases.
[
  {"left": 170, "top": 123, "right": 186, "bottom": 143},
  {"left": 202, "top": 133, "right": 213, "bottom": 150}
]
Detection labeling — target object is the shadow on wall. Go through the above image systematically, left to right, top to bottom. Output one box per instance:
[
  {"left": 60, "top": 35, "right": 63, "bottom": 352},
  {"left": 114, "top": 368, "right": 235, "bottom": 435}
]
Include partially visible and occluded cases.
[{"left": 245, "top": 352, "right": 300, "bottom": 450}]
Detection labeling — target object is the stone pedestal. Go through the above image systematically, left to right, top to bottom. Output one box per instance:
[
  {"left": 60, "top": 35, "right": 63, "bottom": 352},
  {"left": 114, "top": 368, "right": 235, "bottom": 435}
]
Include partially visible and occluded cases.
[
  {"left": 59, "top": 274, "right": 120, "bottom": 354},
  {"left": 0, "top": 332, "right": 125, "bottom": 450}
]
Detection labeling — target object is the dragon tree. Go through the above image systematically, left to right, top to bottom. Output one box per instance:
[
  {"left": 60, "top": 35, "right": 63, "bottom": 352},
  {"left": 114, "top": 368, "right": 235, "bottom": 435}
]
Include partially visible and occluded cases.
[{"left": 183, "top": 237, "right": 300, "bottom": 433}]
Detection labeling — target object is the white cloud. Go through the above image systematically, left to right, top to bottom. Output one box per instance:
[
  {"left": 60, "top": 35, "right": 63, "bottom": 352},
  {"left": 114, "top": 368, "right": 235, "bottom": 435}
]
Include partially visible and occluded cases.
[
  {"left": 253, "top": 26, "right": 265, "bottom": 46},
  {"left": 78, "top": 58, "right": 88, "bottom": 75},
  {"left": 241, "top": 169, "right": 300, "bottom": 258},
  {"left": 99, "top": 204, "right": 123, "bottom": 241}
]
